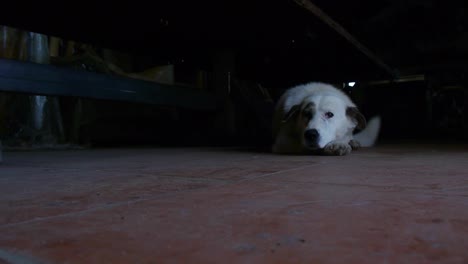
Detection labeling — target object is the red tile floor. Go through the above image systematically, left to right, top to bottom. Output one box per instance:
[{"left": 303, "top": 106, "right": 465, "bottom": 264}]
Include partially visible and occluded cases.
[{"left": 1, "top": 143, "right": 468, "bottom": 263}]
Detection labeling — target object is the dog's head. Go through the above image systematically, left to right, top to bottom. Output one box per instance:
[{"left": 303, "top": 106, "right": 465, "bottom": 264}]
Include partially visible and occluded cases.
[{"left": 282, "top": 95, "right": 366, "bottom": 150}]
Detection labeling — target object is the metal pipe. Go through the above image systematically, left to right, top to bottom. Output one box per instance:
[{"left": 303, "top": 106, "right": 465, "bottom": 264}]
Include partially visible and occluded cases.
[{"left": 294, "top": 0, "right": 398, "bottom": 78}]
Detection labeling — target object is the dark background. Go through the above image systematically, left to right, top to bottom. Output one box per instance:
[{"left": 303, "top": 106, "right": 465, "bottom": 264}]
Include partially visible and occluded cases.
[{"left": 1, "top": 0, "right": 468, "bottom": 147}]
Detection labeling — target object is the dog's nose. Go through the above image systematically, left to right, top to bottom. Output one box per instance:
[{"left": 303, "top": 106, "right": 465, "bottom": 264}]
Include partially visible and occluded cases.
[{"left": 304, "top": 129, "right": 319, "bottom": 141}]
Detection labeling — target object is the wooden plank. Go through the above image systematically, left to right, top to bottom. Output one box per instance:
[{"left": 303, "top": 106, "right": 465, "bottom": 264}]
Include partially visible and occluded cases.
[{"left": 0, "top": 58, "right": 217, "bottom": 110}]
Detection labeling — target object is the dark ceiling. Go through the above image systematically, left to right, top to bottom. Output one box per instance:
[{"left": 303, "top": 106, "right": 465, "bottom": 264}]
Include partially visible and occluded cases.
[{"left": 2, "top": 0, "right": 468, "bottom": 87}]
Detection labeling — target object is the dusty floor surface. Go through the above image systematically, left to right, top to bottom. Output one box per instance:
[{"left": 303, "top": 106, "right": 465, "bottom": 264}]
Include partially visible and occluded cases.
[{"left": 1, "top": 144, "right": 468, "bottom": 263}]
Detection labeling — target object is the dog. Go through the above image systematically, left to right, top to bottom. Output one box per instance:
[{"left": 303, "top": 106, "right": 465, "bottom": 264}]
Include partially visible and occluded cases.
[{"left": 272, "top": 82, "right": 381, "bottom": 155}]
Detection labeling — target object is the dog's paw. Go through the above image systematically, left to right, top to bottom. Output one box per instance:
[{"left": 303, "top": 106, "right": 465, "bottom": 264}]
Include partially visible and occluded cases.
[
  {"left": 348, "top": 139, "right": 361, "bottom": 150},
  {"left": 323, "top": 141, "right": 352, "bottom": 156}
]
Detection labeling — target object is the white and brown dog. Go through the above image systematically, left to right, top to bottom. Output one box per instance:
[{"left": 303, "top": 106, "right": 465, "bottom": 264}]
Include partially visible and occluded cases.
[{"left": 272, "top": 82, "right": 381, "bottom": 155}]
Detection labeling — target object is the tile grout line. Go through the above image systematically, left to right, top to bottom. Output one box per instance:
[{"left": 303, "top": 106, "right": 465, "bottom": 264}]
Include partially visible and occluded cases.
[
  {"left": 0, "top": 163, "right": 319, "bottom": 229},
  {"left": 235, "top": 163, "right": 322, "bottom": 183},
  {"left": 275, "top": 180, "right": 467, "bottom": 197},
  {"left": 0, "top": 189, "right": 202, "bottom": 230},
  {"left": 0, "top": 249, "right": 47, "bottom": 264}
]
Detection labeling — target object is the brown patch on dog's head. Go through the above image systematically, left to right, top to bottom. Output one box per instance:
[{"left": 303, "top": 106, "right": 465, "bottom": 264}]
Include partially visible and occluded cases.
[
  {"left": 282, "top": 102, "right": 316, "bottom": 124},
  {"left": 298, "top": 102, "right": 315, "bottom": 126},
  {"left": 301, "top": 102, "right": 315, "bottom": 117},
  {"left": 282, "top": 104, "right": 300, "bottom": 123},
  {"left": 346, "top": 106, "right": 366, "bottom": 130}
]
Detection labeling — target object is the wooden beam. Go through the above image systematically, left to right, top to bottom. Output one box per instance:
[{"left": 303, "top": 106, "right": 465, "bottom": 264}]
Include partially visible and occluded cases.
[{"left": 294, "top": 0, "right": 397, "bottom": 78}]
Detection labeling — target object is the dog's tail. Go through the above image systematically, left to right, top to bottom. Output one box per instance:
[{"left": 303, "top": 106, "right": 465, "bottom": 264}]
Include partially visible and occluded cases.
[{"left": 354, "top": 116, "right": 381, "bottom": 147}]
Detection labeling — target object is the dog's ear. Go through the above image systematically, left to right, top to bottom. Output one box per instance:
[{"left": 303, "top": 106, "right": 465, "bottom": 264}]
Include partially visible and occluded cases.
[
  {"left": 282, "top": 104, "right": 301, "bottom": 123},
  {"left": 346, "top": 107, "right": 366, "bottom": 130}
]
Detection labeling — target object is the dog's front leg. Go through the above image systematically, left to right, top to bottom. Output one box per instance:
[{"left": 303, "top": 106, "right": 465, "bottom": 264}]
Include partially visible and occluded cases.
[
  {"left": 348, "top": 139, "right": 361, "bottom": 150},
  {"left": 323, "top": 141, "right": 352, "bottom": 156}
]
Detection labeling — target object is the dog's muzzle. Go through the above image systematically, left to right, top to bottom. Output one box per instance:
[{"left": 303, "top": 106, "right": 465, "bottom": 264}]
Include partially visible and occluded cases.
[{"left": 304, "top": 129, "right": 320, "bottom": 149}]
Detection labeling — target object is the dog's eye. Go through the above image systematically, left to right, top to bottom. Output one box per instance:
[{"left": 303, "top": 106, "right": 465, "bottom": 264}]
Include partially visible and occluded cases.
[{"left": 325, "top": 112, "right": 334, "bottom": 118}]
